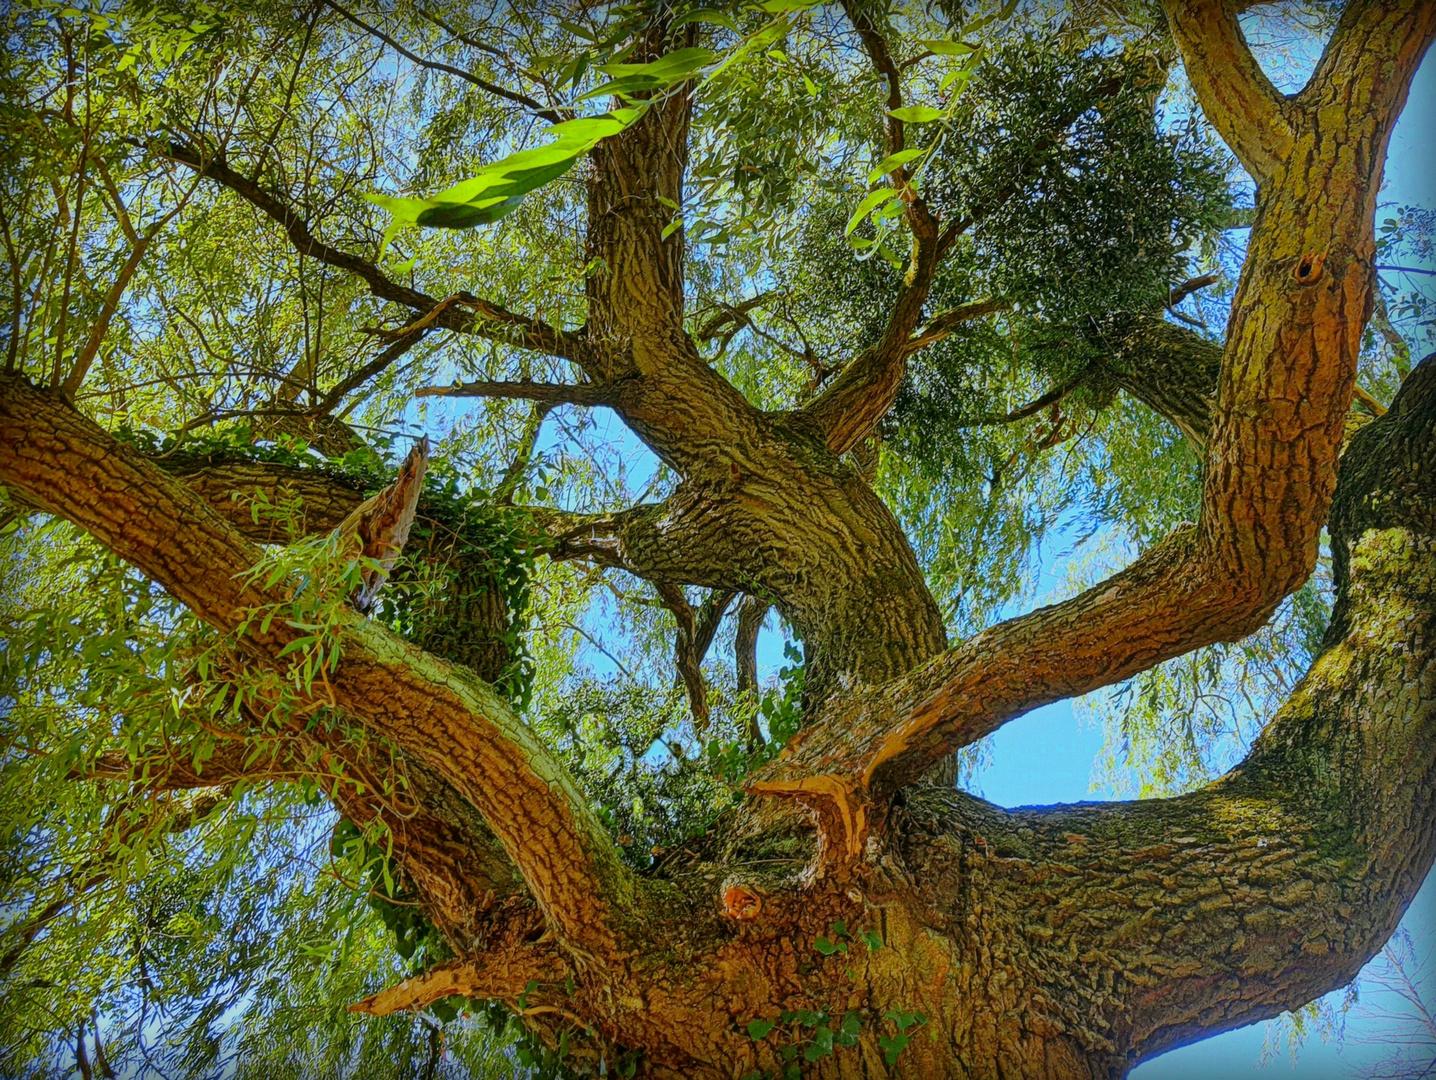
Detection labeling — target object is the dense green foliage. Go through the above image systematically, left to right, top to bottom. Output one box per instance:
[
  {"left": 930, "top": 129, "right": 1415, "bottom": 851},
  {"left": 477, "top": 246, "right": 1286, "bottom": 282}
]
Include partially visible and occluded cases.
[{"left": 0, "top": 0, "right": 1428, "bottom": 1077}]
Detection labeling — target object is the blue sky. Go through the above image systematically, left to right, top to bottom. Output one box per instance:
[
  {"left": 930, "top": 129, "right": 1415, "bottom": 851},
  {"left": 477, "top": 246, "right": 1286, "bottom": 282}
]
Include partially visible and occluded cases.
[
  {"left": 481, "top": 22, "right": 1436, "bottom": 1077},
  {"left": 567, "top": 31, "right": 1436, "bottom": 1079},
  {"left": 963, "top": 42, "right": 1436, "bottom": 1080}
]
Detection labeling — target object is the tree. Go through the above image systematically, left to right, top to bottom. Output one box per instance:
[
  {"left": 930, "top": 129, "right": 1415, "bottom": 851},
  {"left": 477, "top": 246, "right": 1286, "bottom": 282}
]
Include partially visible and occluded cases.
[{"left": 0, "top": 1, "right": 1433, "bottom": 1077}]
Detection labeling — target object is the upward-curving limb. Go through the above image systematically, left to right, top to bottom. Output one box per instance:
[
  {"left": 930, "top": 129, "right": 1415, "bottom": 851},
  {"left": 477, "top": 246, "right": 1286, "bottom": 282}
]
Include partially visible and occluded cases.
[
  {"left": 750, "top": 0, "right": 1436, "bottom": 848},
  {"left": 891, "top": 355, "right": 1436, "bottom": 1072}
]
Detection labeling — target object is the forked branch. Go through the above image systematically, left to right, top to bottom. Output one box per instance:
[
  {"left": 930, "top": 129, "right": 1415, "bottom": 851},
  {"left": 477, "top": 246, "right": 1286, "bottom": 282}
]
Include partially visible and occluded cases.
[{"left": 752, "top": 4, "right": 1436, "bottom": 848}]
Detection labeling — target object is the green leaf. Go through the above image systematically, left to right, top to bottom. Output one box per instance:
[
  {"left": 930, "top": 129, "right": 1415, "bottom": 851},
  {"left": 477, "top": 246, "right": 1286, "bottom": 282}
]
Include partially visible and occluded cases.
[
  {"left": 673, "top": 8, "right": 739, "bottom": 31},
  {"left": 920, "top": 39, "right": 977, "bottom": 56},
  {"left": 581, "top": 47, "right": 716, "bottom": 100},
  {"left": 940, "top": 67, "right": 975, "bottom": 92},
  {"left": 887, "top": 105, "right": 944, "bottom": 124},
  {"left": 367, "top": 109, "right": 642, "bottom": 231},
  {"left": 868, "top": 148, "right": 926, "bottom": 183},
  {"left": 845, "top": 187, "right": 899, "bottom": 235},
  {"left": 414, "top": 196, "right": 523, "bottom": 229},
  {"left": 660, "top": 218, "right": 684, "bottom": 240},
  {"left": 275, "top": 635, "right": 318, "bottom": 659},
  {"left": 747, "top": 1018, "right": 776, "bottom": 1040},
  {"left": 803, "top": 1025, "right": 835, "bottom": 1061},
  {"left": 879, "top": 1032, "right": 910, "bottom": 1065}
]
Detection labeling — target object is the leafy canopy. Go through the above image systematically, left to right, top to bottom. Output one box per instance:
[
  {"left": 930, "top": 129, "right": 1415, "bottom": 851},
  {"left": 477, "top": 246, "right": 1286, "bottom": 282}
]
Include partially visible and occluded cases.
[{"left": 0, "top": 0, "right": 1424, "bottom": 1076}]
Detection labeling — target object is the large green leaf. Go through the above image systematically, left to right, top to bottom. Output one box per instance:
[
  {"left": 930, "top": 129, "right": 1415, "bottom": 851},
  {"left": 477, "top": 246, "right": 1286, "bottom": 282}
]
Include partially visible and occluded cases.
[
  {"left": 580, "top": 47, "right": 717, "bottom": 101},
  {"left": 887, "top": 105, "right": 945, "bottom": 123},
  {"left": 367, "top": 110, "right": 643, "bottom": 233}
]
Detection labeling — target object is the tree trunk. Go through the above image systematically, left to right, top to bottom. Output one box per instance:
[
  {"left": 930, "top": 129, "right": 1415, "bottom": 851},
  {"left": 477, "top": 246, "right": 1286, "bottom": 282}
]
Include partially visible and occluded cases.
[{"left": 2, "top": 1, "right": 1433, "bottom": 1076}]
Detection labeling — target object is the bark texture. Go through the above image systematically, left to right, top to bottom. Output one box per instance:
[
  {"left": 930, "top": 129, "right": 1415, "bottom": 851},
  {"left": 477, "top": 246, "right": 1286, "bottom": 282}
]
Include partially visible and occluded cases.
[{"left": 4, "top": 2, "right": 1434, "bottom": 1076}]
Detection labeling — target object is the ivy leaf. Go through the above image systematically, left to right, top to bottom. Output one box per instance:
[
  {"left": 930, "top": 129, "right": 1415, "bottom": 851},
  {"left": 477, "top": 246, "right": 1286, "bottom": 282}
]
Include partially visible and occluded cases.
[
  {"left": 747, "top": 1018, "right": 776, "bottom": 1040},
  {"left": 803, "top": 1025, "right": 835, "bottom": 1061},
  {"left": 879, "top": 1032, "right": 910, "bottom": 1065}
]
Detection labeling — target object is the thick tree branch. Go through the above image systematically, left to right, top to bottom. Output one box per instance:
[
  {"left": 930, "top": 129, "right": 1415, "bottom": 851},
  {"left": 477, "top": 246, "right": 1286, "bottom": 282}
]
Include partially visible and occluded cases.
[
  {"left": 1162, "top": 0, "right": 1294, "bottom": 184},
  {"left": 751, "top": 7, "right": 1436, "bottom": 851},
  {"left": 159, "top": 141, "right": 582, "bottom": 361},
  {"left": 1167, "top": 272, "right": 1220, "bottom": 307},
  {"left": 1086, "top": 313, "right": 1223, "bottom": 452},
  {"left": 899, "top": 358, "right": 1436, "bottom": 1065},
  {"left": 0, "top": 376, "right": 634, "bottom": 961},
  {"left": 655, "top": 582, "right": 710, "bottom": 728},
  {"left": 693, "top": 588, "right": 736, "bottom": 667},
  {"left": 735, "top": 597, "right": 766, "bottom": 700},
  {"left": 78, "top": 712, "right": 523, "bottom": 948}
]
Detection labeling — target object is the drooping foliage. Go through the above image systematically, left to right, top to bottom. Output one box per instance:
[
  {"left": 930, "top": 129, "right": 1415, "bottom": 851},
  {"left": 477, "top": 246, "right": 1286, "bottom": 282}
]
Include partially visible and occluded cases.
[{"left": 0, "top": 0, "right": 1427, "bottom": 1076}]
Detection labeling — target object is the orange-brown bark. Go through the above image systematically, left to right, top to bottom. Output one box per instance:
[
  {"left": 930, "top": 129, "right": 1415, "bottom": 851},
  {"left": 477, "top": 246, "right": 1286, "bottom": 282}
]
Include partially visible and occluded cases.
[
  {"left": 749, "top": 0, "right": 1436, "bottom": 831},
  {"left": 6, "top": 3, "right": 1435, "bottom": 1075},
  {"left": 0, "top": 375, "right": 634, "bottom": 962}
]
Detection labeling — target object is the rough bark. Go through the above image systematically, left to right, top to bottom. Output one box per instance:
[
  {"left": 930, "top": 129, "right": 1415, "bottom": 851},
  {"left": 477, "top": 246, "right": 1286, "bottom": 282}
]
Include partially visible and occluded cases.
[
  {"left": 748, "top": 0, "right": 1436, "bottom": 841},
  {"left": 5, "top": 2, "right": 1434, "bottom": 1075},
  {"left": 0, "top": 377, "right": 634, "bottom": 963}
]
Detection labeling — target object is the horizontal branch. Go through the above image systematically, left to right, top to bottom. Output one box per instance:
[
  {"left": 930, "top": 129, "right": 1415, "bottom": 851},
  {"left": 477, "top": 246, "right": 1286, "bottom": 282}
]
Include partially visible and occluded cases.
[
  {"left": 1167, "top": 273, "right": 1220, "bottom": 307},
  {"left": 692, "top": 291, "right": 778, "bottom": 343},
  {"left": 900, "top": 358, "right": 1436, "bottom": 1064},
  {"left": 415, "top": 378, "right": 620, "bottom": 407},
  {"left": 350, "top": 944, "right": 567, "bottom": 1016}
]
